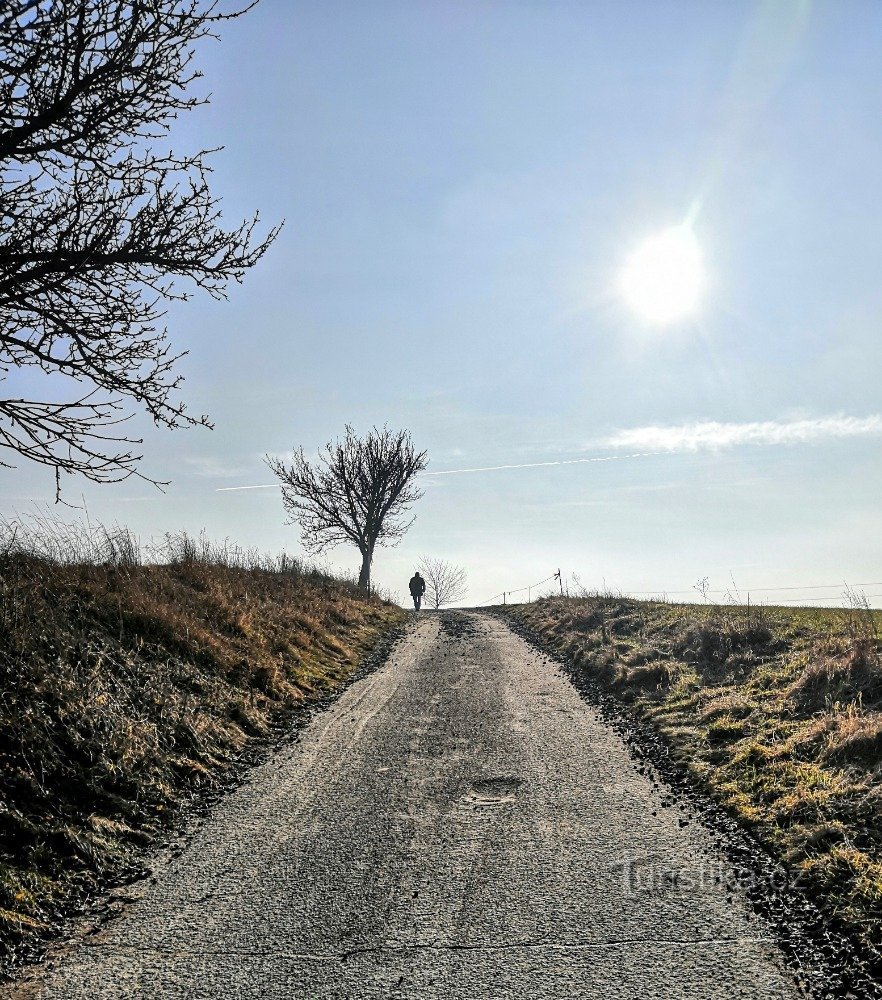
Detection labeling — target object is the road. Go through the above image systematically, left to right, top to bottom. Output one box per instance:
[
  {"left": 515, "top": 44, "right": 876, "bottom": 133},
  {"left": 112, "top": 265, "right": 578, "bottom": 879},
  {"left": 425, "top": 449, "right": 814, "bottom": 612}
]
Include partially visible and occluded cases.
[{"left": 20, "top": 612, "right": 800, "bottom": 999}]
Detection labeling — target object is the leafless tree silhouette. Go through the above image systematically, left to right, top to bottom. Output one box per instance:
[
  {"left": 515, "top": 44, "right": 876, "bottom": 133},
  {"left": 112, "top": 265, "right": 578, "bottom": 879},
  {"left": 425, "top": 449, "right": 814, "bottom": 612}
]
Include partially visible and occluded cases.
[
  {"left": 0, "top": 1, "right": 280, "bottom": 497},
  {"left": 265, "top": 425, "right": 427, "bottom": 592},
  {"left": 418, "top": 555, "right": 467, "bottom": 610}
]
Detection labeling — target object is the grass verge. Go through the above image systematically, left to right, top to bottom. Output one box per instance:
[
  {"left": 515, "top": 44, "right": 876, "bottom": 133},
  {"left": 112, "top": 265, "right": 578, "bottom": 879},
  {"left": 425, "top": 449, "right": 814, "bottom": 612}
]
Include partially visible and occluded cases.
[
  {"left": 0, "top": 521, "right": 405, "bottom": 975},
  {"left": 505, "top": 594, "right": 882, "bottom": 959}
]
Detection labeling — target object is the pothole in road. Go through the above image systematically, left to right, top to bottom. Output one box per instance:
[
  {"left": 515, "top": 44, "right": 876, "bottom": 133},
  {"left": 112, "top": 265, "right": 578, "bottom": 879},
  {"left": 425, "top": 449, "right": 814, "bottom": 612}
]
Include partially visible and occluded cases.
[{"left": 462, "top": 777, "right": 524, "bottom": 807}]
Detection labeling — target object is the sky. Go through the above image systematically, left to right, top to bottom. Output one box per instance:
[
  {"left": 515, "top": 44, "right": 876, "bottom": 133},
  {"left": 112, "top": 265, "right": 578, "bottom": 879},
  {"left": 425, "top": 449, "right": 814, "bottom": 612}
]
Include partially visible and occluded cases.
[{"left": 4, "top": 0, "right": 882, "bottom": 607}]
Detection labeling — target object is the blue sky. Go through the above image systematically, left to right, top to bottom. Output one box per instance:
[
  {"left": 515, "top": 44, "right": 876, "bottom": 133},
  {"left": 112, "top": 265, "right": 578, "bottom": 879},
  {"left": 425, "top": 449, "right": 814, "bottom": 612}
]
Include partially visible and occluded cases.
[{"left": 5, "top": 0, "right": 882, "bottom": 606}]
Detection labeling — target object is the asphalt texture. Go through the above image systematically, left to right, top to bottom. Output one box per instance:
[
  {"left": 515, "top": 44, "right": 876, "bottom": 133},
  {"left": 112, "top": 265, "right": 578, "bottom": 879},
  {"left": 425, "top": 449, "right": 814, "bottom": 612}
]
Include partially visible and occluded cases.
[{"left": 18, "top": 611, "right": 802, "bottom": 999}]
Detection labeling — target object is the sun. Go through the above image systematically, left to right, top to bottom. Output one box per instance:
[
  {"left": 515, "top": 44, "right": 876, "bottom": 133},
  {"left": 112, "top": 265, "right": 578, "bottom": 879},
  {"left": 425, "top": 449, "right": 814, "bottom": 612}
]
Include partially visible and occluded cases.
[{"left": 619, "top": 225, "right": 704, "bottom": 325}]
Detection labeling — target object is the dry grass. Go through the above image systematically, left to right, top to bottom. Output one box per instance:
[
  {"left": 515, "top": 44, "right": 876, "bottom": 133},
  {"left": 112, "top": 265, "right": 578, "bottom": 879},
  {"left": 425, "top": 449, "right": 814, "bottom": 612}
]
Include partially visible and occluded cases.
[
  {"left": 0, "top": 518, "right": 405, "bottom": 971},
  {"left": 508, "top": 594, "right": 882, "bottom": 952}
]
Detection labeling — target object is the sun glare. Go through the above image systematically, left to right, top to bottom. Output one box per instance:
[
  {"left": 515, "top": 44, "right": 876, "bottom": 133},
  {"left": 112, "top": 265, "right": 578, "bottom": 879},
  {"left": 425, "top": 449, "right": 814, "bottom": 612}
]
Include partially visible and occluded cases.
[{"left": 619, "top": 226, "right": 704, "bottom": 325}]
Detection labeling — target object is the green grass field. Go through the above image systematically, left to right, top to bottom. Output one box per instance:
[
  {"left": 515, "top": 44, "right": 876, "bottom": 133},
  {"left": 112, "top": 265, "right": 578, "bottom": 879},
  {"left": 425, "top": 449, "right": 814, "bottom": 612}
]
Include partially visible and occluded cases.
[{"left": 507, "top": 594, "right": 882, "bottom": 953}]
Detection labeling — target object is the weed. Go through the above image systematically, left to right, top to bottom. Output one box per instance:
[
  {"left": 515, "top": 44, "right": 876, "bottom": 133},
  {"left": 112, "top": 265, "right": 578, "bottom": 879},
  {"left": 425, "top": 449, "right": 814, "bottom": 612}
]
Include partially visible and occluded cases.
[{"left": 0, "top": 514, "right": 405, "bottom": 973}]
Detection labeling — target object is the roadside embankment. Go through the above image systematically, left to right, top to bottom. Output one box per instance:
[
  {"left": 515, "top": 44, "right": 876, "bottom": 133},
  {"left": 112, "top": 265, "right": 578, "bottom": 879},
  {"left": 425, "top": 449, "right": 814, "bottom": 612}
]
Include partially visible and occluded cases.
[
  {"left": 0, "top": 525, "right": 406, "bottom": 975},
  {"left": 505, "top": 595, "right": 882, "bottom": 963}
]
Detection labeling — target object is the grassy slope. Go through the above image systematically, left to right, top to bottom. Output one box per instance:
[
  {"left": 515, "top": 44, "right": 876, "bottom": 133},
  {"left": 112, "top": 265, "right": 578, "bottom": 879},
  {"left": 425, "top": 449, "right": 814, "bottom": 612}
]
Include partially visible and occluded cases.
[
  {"left": 0, "top": 552, "right": 405, "bottom": 969},
  {"left": 507, "top": 596, "right": 882, "bottom": 953}
]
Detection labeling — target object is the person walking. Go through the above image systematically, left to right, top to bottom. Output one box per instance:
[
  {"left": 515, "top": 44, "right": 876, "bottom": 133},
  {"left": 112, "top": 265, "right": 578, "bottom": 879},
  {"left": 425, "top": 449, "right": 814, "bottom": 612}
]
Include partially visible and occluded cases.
[{"left": 408, "top": 571, "right": 426, "bottom": 611}]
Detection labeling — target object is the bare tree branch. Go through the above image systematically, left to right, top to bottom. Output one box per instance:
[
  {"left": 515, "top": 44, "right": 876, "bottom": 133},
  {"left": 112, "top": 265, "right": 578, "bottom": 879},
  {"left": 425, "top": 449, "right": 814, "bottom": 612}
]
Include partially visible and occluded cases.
[
  {"left": 0, "top": 1, "right": 281, "bottom": 491},
  {"left": 265, "top": 426, "right": 428, "bottom": 592},
  {"left": 418, "top": 556, "right": 467, "bottom": 610}
]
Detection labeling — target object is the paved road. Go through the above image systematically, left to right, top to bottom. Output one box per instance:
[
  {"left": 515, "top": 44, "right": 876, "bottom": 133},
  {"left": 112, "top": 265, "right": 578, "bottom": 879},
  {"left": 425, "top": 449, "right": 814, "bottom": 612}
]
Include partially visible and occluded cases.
[{"left": 20, "top": 612, "right": 800, "bottom": 999}]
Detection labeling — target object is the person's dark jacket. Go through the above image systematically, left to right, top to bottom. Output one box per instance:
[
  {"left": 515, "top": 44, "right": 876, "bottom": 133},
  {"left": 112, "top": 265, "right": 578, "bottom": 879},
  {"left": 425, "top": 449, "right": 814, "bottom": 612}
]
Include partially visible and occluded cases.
[{"left": 409, "top": 574, "right": 425, "bottom": 596}]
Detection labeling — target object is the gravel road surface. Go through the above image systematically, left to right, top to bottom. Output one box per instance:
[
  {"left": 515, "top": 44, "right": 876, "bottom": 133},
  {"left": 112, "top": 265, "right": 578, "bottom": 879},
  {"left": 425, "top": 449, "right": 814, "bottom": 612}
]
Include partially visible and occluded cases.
[{"left": 19, "top": 611, "right": 801, "bottom": 999}]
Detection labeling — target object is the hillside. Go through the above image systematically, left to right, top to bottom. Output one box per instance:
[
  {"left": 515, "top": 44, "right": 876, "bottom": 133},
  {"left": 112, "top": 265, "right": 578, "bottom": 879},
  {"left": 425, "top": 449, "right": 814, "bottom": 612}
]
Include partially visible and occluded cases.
[
  {"left": 0, "top": 525, "right": 405, "bottom": 974},
  {"left": 506, "top": 594, "right": 882, "bottom": 963}
]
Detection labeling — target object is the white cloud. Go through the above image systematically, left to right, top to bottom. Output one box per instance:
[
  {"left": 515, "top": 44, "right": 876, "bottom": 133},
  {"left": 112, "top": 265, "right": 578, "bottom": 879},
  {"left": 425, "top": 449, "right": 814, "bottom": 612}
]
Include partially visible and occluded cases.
[
  {"left": 603, "top": 414, "right": 882, "bottom": 453},
  {"left": 218, "top": 415, "right": 882, "bottom": 488}
]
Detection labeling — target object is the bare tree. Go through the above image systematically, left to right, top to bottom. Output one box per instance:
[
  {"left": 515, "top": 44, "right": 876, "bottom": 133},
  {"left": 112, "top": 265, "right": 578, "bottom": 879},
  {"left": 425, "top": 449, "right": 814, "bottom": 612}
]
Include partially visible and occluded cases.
[
  {"left": 0, "top": 1, "right": 280, "bottom": 497},
  {"left": 265, "top": 425, "right": 428, "bottom": 593},
  {"left": 418, "top": 556, "right": 467, "bottom": 610}
]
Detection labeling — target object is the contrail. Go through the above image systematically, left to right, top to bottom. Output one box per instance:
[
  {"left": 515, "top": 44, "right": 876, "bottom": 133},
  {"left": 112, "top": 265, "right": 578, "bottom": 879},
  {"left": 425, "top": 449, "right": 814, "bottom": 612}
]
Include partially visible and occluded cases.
[
  {"left": 216, "top": 413, "right": 880, "bottom": 491},
  {"left": 215, "top": 451, "right": 661, "bottom": 491},
  {"left": 422, "top": 451, "right": 660, "bottom": 476},
  {"left": 216, "top": 483, "right": 278, "bottom": 492}
]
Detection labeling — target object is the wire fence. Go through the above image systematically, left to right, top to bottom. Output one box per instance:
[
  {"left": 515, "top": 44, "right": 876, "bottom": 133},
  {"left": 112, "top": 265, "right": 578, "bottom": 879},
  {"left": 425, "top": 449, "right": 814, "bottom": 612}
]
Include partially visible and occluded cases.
[
  {"left": 476, "top": 570, "right": 562, "bottom": 607},
  {"left": 475, "top": 573, "right": 882, "bottom": 609}
]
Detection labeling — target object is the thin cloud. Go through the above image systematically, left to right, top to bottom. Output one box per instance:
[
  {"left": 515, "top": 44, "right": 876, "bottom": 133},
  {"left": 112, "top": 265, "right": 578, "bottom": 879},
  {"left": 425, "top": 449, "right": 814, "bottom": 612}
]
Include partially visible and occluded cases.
[
  {"left": 215, "top": 414, "right": 881, "bottom": 489},
  {"left": 421, "top": 414, "right": 881, "bottom": 477},
  {"left": 604, "top": 414, "right": 882, "bottom": 453},
  {"left": 423, "top": 452, "right": 659, "bottom": 476}
]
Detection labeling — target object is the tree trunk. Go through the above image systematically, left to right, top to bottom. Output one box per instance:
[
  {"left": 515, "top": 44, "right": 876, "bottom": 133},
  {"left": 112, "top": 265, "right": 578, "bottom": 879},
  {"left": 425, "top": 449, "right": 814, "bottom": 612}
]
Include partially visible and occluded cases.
[{"left": 358, "top": 549, "right": 372, "bottom": 593}]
